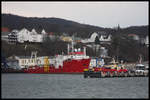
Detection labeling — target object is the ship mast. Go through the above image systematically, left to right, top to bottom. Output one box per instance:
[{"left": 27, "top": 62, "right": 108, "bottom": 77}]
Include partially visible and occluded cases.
[
  {"left": 67, "top": 35, "right": 75, "bottom": 55},
  {"left": 71, "top": 35, "right": 74, "bottom": 53},
  {"left": 71, "top": 40, "right": 74, "bottom": 53},
  {"left": 67, "top": 44, "right": 70, "bottom": 55},
  {"left": 84, "top": 46, "right": 86, "bottom": 56},
  {"left": 31, "top": 51, "right": 38, "bottom": 65},
  {"left": 139, "top": 54, "right": 142, "bottom": 64}
]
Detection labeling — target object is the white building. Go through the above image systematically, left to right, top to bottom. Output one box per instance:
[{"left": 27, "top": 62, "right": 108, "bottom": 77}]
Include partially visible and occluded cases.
[
  {"left": 8, "top": 28, "right": 46, "bottom": 43},
  {"left": 17, "top": 28, "right": 31, "bottom": 43},
  {"left": 8, "top": 29, "right": 19, "bottom": 43},
  {"left": 29, "top": 29, "right": 43, "bottom": 42},
  {"left": 41, "top": 29, "right": 47, "bottom": 35},
  {"left": 81, "top": 32, "right": 112, "bottom": 44},
  {"left": 81, "top": 32, "right": 98, "bottom": 43},
  {"left": 88, "top": 32, "right": 99, "bottom": 43},
  {"left": 99, "top": 34, "right": 112, "bottom": 42},
  {"left": 128, "top": 34, "right": 140, "bottom": 41},
  {"left": 145, "top": 35, "right": 149, "bottom": 47},
  {"left": 99, "top": 47, "right": 108, "bottom": 58}
]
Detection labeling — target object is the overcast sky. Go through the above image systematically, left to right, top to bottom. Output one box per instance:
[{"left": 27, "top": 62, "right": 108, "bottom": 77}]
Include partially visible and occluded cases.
[{"left": 2, "top": 1, "right": 149, "bottom": 28}]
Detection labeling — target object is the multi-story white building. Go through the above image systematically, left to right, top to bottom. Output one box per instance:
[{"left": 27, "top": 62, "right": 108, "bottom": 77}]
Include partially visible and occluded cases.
[
  {"left": 8, "top": 28, "right": 47, "bottom": 44},
  {"left": 17, "top": 28, "right": 31, "bottom": 43},
  {"left": 8, "top": 29, "right": 18, "bottom": 43}
]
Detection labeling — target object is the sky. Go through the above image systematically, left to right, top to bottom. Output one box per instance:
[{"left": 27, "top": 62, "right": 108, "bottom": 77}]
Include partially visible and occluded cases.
[{"left": 2, "top": 1, "right": 149, "bottom": 28}]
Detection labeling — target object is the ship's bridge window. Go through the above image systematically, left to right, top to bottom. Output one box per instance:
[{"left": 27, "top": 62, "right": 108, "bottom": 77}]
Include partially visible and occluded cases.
[
  {"left": 71, "top": 56, "right": 73, "bottom": 58},
  {"left": 32, "top": 59, "right": 34, "bottom": 63},
  {"left": 22, "top": 60, "right": 24, "bottom": 64},
  {"left": 39, "top": 60, "right": 41, "bottom": 64},
  {"left": 136, "top": 66, "right": 145, "bottom": 70}
]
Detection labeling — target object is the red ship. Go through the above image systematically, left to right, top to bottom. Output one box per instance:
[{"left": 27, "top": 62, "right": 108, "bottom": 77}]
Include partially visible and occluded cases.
[{"left": 23, "top": 42, "right": 91, "bottom": 74}]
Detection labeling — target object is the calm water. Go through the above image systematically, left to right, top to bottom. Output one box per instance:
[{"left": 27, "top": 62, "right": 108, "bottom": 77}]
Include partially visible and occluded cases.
[{"left": 1, "top": 74, "right": 149, "bottom": 99}]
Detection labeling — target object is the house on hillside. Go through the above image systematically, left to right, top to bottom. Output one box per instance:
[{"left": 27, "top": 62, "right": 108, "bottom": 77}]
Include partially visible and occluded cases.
[
  {"left": 1, "top": 27, "right": 10, "bottom": 32},
  {"left": 1, "top": 27, "right": 11, "bottom": 42},
  {"left": 7, "top": 28, "right": 47, "bottom": 44},
  {"left": 17, "top": 28, "right": 31, "bottom": 43},
  {"left": 8, "top": 29, "right": 19, "bottom": 44},
  {"left": 29, "top": 29, "right": 43, "bottom": 43},
  {"left": 41, "top": 29, "right": 47, "bottom": 35},
  {"left": 2, "top": 32, "right": 10, "bottom": 42},
  {"left": 46, "top": 32, "right": 56, "bottom": 41},
  {"left": 81, "top": 32, "right": 112, "bottom": 44},
  {"left": 81, "top": 32, "right": 98, "bottom": 43},
  {"left": 99, "top": 34, "right": 112, "bottom": 43},
  {"left": 128, "top": 34, "right": 140, "bottom": 41},
  {"left": 128, "top": 34, "right": 149, "bottom": 47},
  {"left": 144, "top": 35, "right": 149, "bottom": 47},
  {"left": 60, "top": 36, "right": 73, "bottom": 42},
  {"left": 99, "top": 47, "right": 108, "bottom": 58}
]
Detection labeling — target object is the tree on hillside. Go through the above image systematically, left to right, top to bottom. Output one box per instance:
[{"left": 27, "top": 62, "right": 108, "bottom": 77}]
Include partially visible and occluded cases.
[
  {"left": 109, "top": 33, "right": 148, "bottom": 62},
  {"left": 95, "top": 36, "right": 100, "bottom": 45}
]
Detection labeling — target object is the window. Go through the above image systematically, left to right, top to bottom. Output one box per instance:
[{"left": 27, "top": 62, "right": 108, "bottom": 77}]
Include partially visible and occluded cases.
[
  {"left": 25, "top": 59, "right": 26, "bottom": 64},
  {"left": 22, "top": 60, "right": 24, "bottom": 64},
  {"left": 136, "top": 66, "right": 145, "bottom": 70}
]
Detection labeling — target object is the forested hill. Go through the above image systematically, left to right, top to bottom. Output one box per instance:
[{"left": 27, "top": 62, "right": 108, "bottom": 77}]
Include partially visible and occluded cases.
[
  {"left": 2, "top": 13, "right": 148, "bottom": 38},
  {"left": 2, "top": 13, "right": 107, "bottom": 37},
  {"left": 122, "top": 26, "right": 148, "bottom": 37}
]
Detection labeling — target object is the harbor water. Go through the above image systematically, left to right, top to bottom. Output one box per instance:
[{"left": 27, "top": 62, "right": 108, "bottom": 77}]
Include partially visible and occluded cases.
[{"left": 2, "top": 74, "right": 149, "bottom": 99}]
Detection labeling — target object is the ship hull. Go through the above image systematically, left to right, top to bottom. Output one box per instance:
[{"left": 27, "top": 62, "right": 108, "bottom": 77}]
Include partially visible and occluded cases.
[
  {"left": 24, "top": 59, "right": 91, "bottom": 74},
  {"left": 1, "top": 68, "right": 25, "bottom": 73}
]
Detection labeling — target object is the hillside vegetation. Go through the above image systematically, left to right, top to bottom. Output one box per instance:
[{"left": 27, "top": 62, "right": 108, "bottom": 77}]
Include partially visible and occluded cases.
[{"left": 1, "top": 13, "right": 149, "bottom": 62}]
